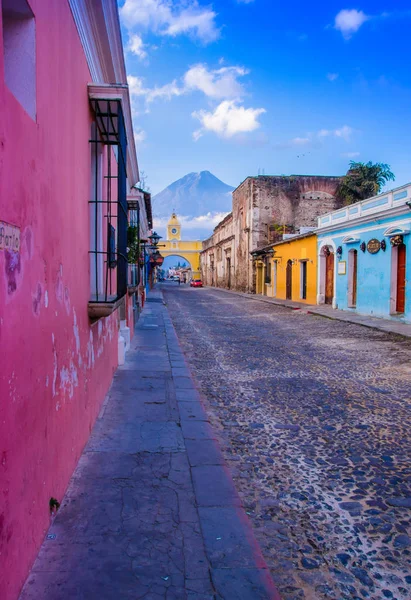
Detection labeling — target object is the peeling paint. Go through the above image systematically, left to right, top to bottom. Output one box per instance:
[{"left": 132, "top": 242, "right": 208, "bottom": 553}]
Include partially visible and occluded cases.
[
  {"left": 23, "top": 227, "right": 33, "bottom": 259},
  {"left": 55, "top": 264, "right": 64, "bottom": 303},
  {"left": 32, "top": 283, "right": 42, "bottom": 316},
  {"left": 64, "top": 286, "right": 70, "bottom": 315},
  {"left": 44, "top": 290, "right": 48, "bottom": 308},
  {"left": 73, "top": 310, "right": 80, "bottom": 354},
  {"left": 86, "top": 330, "right": 95, "bottom": 369},
  {"left": 52, "top": 334, "right": 57, "bottom": 397},
  {"left": 59, "top": 360, "right": 78, "bottom": 399}
]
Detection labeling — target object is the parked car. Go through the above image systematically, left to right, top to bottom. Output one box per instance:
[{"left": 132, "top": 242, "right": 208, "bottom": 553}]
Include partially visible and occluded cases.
[{"left": 190, "top": 279, "right": 203, "bottom": 288}]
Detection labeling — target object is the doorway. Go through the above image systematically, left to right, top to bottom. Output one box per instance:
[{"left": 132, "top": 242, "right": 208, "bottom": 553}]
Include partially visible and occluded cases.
[
  {"left": 396, "top": 244, "right": 406, "bottom": 313},
  {"left": 348, "top": 250, "right": 358, "bottom": 308},
  {"left": 325, "top": 252, "right": 334, "bottom": 305},
  {"left": 226, "top": 257, "right": 231, "bottom": 289},
  {"left": 286, "top": 260, "right": 292, "bottom": 300},
  {"left": 300, "top": 261, "right": 307, "bottom": 300}
]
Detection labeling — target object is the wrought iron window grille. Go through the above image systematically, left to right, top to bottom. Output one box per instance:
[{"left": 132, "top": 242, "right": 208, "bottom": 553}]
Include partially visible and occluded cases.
[{"left": 88, "top": 98, "right": 128, "bottom": 312}]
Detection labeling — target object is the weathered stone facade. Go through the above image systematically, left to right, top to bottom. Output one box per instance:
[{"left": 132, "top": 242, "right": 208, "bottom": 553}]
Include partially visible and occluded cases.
[
  {"left": 201, "top": 175, "right": 343, "bottom": 292},
  {"left": 201, "top": 213, "right": 235, "bottom": 288}
]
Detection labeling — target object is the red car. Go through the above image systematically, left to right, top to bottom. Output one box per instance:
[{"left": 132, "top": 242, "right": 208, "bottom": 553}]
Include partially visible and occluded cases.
[{"left": 190, "top": 279, "right": 203, "bottom": 288}]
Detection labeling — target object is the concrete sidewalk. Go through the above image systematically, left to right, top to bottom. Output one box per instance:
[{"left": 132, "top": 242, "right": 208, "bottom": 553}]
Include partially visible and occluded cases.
[
  {"left": 207, "top": 287, "right": 411, "bottom": 339},
  {"left": 20, "top": 290, "right": 280, "bottom": 600}
]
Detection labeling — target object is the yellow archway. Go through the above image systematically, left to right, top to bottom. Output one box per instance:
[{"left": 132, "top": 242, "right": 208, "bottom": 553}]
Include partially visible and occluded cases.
[{"left": 161, "top": 212, "right": 202, "bottom": 278}]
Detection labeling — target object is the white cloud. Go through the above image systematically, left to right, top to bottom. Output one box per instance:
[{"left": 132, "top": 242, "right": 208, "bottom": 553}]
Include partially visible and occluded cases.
[
  {"left": 120, "top": 0, "right": 219, "bottom": 44},
  {"left": 334, "top": 9, "right": 369, "bottom": 39},
  {"left": 128, "top": 33, "right": 148, "bottom": 59},
  {"left": 128, "top": 62, "right": 249, "bottom": 109},
  {"left": 184, "top": 64, "right": 248, "bottom": 98},
  {"left": 327, "top": 72, "right": 339, "bottom": 81},
  {"left": 127, "top": 74, "right": 183, "bottom": 104},
  {"left": 128, "top": 75, "right": 148, "bottom": 97},
  {"left": 192, "top": 100, "right": 266, "bottom": 140},
  {"left": 280, "top": 125, "right": 355, "bottom": 148},
  {"left": 318, "top": 125, "right": 353, "bottom": 141},
  {"left": 334, "top": 125, "right": 354, "bottom": 141},
  {"left": 134, "top": 129, "right": 147, "bottom": 145},
  {"left": 290, "top": 137, "right": 310, "bottom": 146},
  {"left": 341, "top": 151, "right": 360, "bottom": 158},
  {"left": 154, "top": 211, "right": 230, "bottom": 230}
]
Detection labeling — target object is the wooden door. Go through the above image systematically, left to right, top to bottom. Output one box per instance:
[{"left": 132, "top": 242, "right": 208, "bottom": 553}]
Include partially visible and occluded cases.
[
  {"left": 396, "top": 244, "right": 406, "bottom": 313},
  {"left": 352, "top": 250, "right": 357, "bottom": 307},
  {"left": 325, "top": 253, "right": 334, "bottom": 305},
  {"left": 226, "top": 257, "right": 231, "bottom": 289},
  {"left": 286, "top": 260, "right": 292, "bottom": 300},
  {"left": 301, "top": 261, "right": 307, "bottom": 300}
]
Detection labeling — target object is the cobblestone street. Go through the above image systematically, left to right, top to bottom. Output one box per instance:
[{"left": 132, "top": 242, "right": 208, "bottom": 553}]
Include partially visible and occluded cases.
[{"left": 162, "top": 285, "right": 411, "bottom": 600}]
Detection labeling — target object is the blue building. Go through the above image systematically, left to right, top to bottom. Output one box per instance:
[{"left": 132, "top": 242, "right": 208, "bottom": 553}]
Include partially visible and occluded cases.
[{"left": 316, "top": 183, "right": 411, "bottom": 322}]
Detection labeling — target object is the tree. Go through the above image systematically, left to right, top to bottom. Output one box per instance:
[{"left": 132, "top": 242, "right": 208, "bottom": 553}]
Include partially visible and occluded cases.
[{"left": 338, "top": 161, "right": 395, "bottom": 205}]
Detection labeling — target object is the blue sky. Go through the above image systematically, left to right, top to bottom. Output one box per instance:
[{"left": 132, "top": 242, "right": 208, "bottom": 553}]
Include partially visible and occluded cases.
[{"left": 119, "top": 0, "right": 411, "bottom": 199}]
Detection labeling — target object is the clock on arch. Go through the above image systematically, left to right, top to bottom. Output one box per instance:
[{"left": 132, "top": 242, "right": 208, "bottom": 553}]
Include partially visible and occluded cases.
[{"left": 171, "top": 227, "right": 178, "bottom": 235}]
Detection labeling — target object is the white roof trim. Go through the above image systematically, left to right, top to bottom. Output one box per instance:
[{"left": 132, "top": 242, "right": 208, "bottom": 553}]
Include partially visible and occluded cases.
[
  {"left": 70, "top": 1, "right": 139, "bottom": 186},
  {"left": 384, "top": 226, "right": 410, "bottom": 237}
]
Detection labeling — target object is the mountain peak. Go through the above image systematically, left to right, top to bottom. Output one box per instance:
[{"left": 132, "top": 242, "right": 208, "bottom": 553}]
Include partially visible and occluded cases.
[{"left": 153, "top": 171, "right": 234, "bottom": 218}]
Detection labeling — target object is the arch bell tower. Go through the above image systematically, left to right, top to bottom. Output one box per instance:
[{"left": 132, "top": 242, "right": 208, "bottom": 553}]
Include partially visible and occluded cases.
[{"left": 167, "top": 211, "right": 181, "bottom": 241}]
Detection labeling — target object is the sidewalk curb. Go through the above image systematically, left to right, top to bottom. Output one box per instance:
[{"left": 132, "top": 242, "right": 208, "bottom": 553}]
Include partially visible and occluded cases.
[
  {"left": 202, "top": 285, "right": 411, "bottom": 340},
  {"left": 158, "top": 287, "right": 282, "bottom": 600}
]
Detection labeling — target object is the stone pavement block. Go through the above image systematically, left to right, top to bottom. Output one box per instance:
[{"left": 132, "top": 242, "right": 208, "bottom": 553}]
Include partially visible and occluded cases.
[
  {"left": 170, "top": 359, "right": 188, "bottom": 368},
  {"left": 172, "top": 366, "right": 192, "bottom": 377},
  {"left": 112, "top": 371, "right": 170, "bottom": 391},
  {"left": 173, "top": 376, "right": 196, "bottom": 389},
  {"left": 176, "top": 388, "right": 202, "bottom": 402},
  {"left": 179, "top": 400, "right": 209, "bottom": 421},
  {"left": 143, "top": 401, "right": 171, "bottom": 421},
  {"left": 181, "top": 419, "right": 217, "bottom": 440},
  {"left": 85, "top": 421, "right": 142, "bottom": 453},
  {"left": 140, "top": 422, "right": 185, "bottom": 452},
  {"left": 185, "top": 439, "right": 225, "bottom": 467},
  {"left": 71, "top": 450, "right": 138, "bottom": 480},
  {"left": 192, "top": 465, "right": 242, "bottom": 507},
  {"left": 49, "top": 484, "right": 124, "bottom": 540},
  {"left": 198, "top": 506, "right": 267, "bottom": 569},
  {"left": 31, "top": 539, "right": 129, "bottom": 573},
  {"left": 213, "top": 568, "right": 281, "bottom": 600},
  {"left": 21, "top": 569, "right": 140, "bottom": 600}
]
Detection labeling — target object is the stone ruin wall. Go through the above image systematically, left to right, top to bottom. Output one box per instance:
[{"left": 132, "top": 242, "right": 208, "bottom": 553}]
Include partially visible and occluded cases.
[{"left": 232, "top": 176, "right": 343, "bottom": 292}]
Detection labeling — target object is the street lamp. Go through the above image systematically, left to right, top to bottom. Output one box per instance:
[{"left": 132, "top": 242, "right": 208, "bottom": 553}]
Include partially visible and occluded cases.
[{"left": 148, "top": 231, "right": 162, "bottom": 247}]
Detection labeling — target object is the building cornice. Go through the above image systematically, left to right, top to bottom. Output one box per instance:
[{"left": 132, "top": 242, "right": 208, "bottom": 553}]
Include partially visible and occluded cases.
[
  {"left": 70, "top": 1, "right": 139, "bottom": 187},
  {"left": 88, "top": 83, "right": 138, "bottom": 188},
  {"left": 317, "top": 183, "right": 411, "bottom": 231},
  {"left": 318, "top": 205, "right": 410, "bottom": 236},
  {"left": 216, "top": 235, "right": 235, "bottom": 246}
]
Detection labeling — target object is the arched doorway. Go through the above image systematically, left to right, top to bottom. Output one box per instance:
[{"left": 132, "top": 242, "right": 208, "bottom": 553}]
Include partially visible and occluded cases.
[
  {"left": 390, "top": 242, "right": 406, "bottom": 314},
  {"left": 318, "top": 243, "right": 336, "bottom": 306},
  {"left": 397, "top": 244, "right": 406, "bottom": 313},
  {"left": 348, "top": 249, "right": 358, "bottom": 308},
  {"left": 325, "top": 251, "right": 334, "bottom": 305},
  {"left": 286, "top": 260, "right": 293, "bottom": 300}
]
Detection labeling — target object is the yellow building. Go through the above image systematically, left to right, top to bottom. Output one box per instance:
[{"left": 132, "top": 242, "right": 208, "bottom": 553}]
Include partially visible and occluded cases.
[
  {"left": 162, "top": 212, "right": 202, "bottom": 278},
  {"left": 254, "top": 233, "right": 318, "bottom": 304}
]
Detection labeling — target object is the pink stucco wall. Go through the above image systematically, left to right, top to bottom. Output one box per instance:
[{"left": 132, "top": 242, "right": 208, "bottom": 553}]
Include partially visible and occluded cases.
[{"left": 0, "top": 2, "right": 119, "bottom": 599}]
